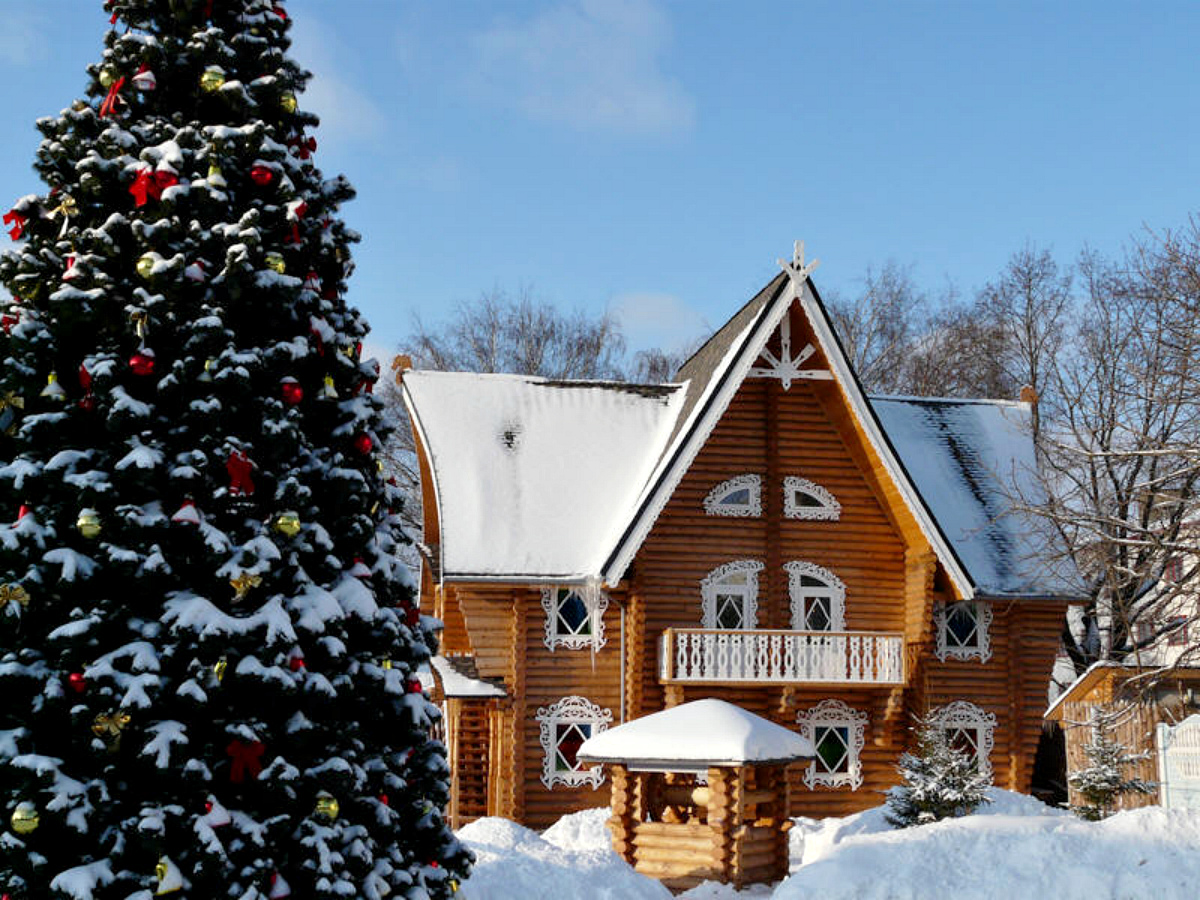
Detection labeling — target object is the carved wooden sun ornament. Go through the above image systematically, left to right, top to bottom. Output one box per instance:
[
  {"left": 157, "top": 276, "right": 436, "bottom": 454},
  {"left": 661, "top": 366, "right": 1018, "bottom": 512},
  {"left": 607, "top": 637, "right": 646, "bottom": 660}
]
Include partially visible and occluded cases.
[{"left": 749, "top": 241, "right": 832, "bottom": 390}]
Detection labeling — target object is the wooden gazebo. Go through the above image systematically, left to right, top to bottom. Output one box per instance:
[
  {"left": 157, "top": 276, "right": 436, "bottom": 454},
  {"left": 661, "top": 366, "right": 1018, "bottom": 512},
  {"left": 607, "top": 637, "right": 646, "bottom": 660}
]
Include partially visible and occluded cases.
[{"left": 577, "top": 699, "right": 814, "bottom": 891}]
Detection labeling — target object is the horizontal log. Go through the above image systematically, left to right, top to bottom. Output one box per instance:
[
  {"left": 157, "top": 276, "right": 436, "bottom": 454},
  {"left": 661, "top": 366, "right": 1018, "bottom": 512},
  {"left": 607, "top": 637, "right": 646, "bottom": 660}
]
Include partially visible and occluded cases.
[
  {"left": 636, "top": 821, "right": 715, "bottom": 839},
  {"left": 633, "top": 845, "right": 720, "bottom": 864},
  {"left": 634, "top": 859, "right": 720, "bottom": 878}
]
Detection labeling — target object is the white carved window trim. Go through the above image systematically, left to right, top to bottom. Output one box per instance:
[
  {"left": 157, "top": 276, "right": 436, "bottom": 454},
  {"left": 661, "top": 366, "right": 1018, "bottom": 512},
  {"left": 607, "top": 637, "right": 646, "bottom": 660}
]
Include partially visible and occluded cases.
[
  {"left": 703, "top": 474, "right": 762, "bottom": 518},
  {"left": 782, "top": 476, "right": 842, "bottom": 521},
  {"left": 701, "top": 560, "right": 764, "bottom": 630},
  {"left": 785, "top": 561, "right": 846, "bottom": 632},
  {"left": 540, "top": 585, "right": 608, "bottom": 651},
  {"left": 934, "top": 600, "right": 993, "bottom": 662},
  {"left": 536, "top": 696, "right": 613, "bottom": 790},
  {"left": 796, "top": 699, "right": 868, "bottom": 790},
  {"left": 929, "top": 700, "right": 996, "bottom": 779}
]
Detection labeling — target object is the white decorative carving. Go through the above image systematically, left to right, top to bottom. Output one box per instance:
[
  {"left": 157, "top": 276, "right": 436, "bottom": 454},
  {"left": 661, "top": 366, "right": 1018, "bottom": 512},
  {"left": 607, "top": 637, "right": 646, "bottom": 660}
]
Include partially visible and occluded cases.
[
  {"left": 748, "top": 313, "right": 833, "bottom": 390},
  {"left": 703, "top": 474, "right": 762, "bottom": 518},
  {"left": 782, "top": 476, "right": 842, "bottom": 521},
  {"left": 701, "top": 560, "right": 764, "bottom": 630},
  {"left": 785, "top": 561, "right": 846, "bottom": 632},
  {"left": 540, "top": 585, "right": 608, "bottom": 652},
  {"left": 934, "top": 600, "right": 993, "bottom": 663},
  {"left": 536, "top": 696, "right": 613, "bottom": 790},
  {"left": 796, "top": 699, "right": 868, "bottom": 790},
  {"left": 929, "top": 700, "right": 997, "bottom": 779}
]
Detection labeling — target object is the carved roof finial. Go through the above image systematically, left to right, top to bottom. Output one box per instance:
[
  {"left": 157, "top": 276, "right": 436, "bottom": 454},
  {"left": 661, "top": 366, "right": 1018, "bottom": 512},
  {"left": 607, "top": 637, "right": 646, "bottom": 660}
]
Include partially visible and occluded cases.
[{"left": 779, "top": 239, "right": 819, "bottom": 282}]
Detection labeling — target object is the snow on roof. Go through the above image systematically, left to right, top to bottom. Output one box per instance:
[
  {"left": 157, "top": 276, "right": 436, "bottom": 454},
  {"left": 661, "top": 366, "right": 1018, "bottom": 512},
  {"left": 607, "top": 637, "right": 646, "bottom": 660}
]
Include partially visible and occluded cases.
[
  {"left": 403, "top": 371, "right": 685, "bottom": 582},
  {"left": 871, "top": 395, "right": 1085, "bottom": 600},
  {"left": 429, "top": 655, "right": 507, "bottom": 698},
  {"left": 576, "top": 699, "right": 814, "bottom": 770}
]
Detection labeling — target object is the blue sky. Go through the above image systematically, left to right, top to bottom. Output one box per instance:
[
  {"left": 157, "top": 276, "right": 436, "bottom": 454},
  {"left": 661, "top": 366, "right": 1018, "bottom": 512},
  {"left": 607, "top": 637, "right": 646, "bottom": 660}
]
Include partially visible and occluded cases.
[{"left": 3, "top": 1, "right": 1199, "bottom": 361}]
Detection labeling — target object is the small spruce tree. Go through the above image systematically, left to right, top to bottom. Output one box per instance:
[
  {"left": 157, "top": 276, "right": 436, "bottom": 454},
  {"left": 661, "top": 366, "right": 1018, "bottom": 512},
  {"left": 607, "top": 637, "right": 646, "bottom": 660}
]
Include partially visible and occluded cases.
[
  {"left": 1068, "top": 710, "right": 1155, "bottom": 821},
  {"left": 886, "top": 713, "right": 991, "bottom": 828}
]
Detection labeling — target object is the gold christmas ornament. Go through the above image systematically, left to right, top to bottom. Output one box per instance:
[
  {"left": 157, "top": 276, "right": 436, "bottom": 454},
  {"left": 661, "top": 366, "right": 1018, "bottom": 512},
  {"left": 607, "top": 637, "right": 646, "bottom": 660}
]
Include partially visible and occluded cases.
[
  {"left": 201, "top": 66, "right": 226, "bottom": 92},
  {"left": 99, "top": 68, "right": 118, "bottom": 88},
  {"left": 280, "top": 91, "right": 297, "bottom": 113},
  {"left": 207, "top": 160, "right": 227, "bottom": 188},
  {"left": 264, "top": 251, "right": 286, "bottom": 274},
  {"left": 136, "top": 253, "right": 157, "bottom": 280},
  {"left": 198, "top": 357, "right": 216, "bottom": 383},
  {"left": 41, "top": 372, "right": 67, "bottom": 402},
  {"left": 320, "top": 375, "right": 338, "bottom": 400},
  {"left": 76, "top": 509, "right": 101, "bottom": 539},
  {"left": 273, "top": 511, "right": 301, "bottom": 537},
  {"left": 230, "top": 572, "right": 262, "bottom": 600},
  {"left": 1, "top": 583, "right": 30, "bottom": 611},
  {"left": 213, "top": 657, "right": 228, "bottom": 682},
  {"left": 381, "top": 659, "right": 393, "bottom": 670},
  {"left": 92, "top": 709, "right": 131, "bottom": 750},
  {"left": 314, "top": 791, "right": 339, "bottom": 821},
  {"left": 10, "top": 801, "right": 38, "bottom": 835},
  {"left": 156, "top": 856, "right": 183, "bottom": 895}
]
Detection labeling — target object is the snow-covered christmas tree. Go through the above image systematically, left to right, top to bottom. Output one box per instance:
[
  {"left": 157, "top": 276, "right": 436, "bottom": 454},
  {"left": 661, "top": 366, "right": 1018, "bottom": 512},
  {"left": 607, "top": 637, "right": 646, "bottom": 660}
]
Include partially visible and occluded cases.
[
  {"left": 0, "top": 1, "right": 470, "bottom": 897},
  {"left": 1068, "top": 710, "right": 1154, "bottom": 821},
  {"left": 885, "top": 712, "right": 991, "bottom": 828}
]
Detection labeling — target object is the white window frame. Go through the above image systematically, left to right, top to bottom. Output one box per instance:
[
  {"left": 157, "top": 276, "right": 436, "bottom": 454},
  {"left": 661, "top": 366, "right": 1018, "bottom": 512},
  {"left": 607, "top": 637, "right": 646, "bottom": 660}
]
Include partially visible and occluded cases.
[
  {"left": 703, "top": 474, "right": 762, "bottom": 518},
  {"left": 782, "top": 476, "right": 841, "bottom": 521},
  {"left": 701, "top": 560, "right": 764, "bottom": 630},
  {"left": 785, "top": 561, "right": 846, "bottom": 631},
  {"left": 540, "top": 586, "right": 608, "bottom": 651},
  {"left": 934, "top": 600, "right": 993, "bottom": 662},
  {"left": 535, "top": 696, "right": 612, "bottom": 790},
  {"left": 796, "top": 699, "right": 868, "bottom": 790},
  {"left": 929, "top": 700, "right": 996, "bottom": 779}
]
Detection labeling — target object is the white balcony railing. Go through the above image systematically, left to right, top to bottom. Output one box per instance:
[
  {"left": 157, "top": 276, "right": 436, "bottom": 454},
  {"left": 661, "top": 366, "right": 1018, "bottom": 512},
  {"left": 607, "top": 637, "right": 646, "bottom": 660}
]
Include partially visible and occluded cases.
[{"left": 659, "top": 628, "right": 905, "bottom": 685}]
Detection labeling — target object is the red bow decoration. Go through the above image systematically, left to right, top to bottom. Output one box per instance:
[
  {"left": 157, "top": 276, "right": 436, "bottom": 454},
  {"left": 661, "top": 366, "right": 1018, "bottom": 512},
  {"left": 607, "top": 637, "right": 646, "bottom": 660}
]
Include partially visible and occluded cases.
[
  {"left": 273, "top": 5, "right": 288, "bottom": 20},
  {"left": 99, "top": 76, "right": 126, "bottom": 118},
  {"left": 287, "top": 134, "right": 317, "bottom": 159},
  {"left": 129, "top": 168, "right": 180, "bottom": 207},
  {"left": 3, "top": 210, "right": 26, "bottom": 241},
  {"left": 1, "top": 314, "right": 16, "bottom": 336},
  {"left": 78, "top": 364, "right": 95, "bottom": 412},
  {"left": 226, "top": 450, "right": 256, "bottom": 495},
  {"left": 226, "top": 739, "right": 265, "bottom": 783}
]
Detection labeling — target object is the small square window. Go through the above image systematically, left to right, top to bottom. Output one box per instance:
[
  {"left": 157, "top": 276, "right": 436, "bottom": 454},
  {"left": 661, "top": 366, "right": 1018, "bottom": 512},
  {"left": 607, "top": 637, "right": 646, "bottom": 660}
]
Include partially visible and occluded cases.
[
  {"left": 541, "top": 586, "right": 608, "bottom": 651},
  {"left": 935, "top": 600, "right": 992, "bottom": 662}
]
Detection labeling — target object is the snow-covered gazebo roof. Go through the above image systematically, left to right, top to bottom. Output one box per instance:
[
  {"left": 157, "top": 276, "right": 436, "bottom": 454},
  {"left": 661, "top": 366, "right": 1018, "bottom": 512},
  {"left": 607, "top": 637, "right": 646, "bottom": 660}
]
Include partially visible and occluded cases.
[{"left": 576, "top": 699, "right": 814, "bottom": 772}]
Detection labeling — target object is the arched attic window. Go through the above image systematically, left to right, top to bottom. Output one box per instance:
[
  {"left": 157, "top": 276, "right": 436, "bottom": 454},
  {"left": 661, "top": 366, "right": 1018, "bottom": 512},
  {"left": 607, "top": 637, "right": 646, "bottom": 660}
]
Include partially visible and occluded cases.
[
  {"left": 703, "top": 474, "right": 762, "bottom": 518},
  {"left": 783, "top": 476, "right": 841, "bottom": 521}
]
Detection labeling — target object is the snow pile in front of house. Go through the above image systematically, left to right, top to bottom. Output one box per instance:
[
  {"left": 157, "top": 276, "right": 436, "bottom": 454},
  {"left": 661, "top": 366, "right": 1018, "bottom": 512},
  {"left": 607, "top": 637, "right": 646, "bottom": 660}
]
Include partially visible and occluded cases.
[
  {"left": 578, "top": 698, "right": 815, "bottom": 766},
  {"left": 456, "top": 791, "right": 1200, "bottom": 900},
  {"left": 456, "top": 809, "right": 671, "bottom": 900}
]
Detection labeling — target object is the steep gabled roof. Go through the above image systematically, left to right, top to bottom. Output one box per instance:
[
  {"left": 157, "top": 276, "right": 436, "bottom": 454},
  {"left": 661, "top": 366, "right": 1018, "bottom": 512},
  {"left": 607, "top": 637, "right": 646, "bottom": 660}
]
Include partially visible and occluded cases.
[
  {"left": 403, "top": 255, "right": 1079, "bottom": 601},
  {"left": 401, "top": 372, "right": 685, "bottom": 582}
]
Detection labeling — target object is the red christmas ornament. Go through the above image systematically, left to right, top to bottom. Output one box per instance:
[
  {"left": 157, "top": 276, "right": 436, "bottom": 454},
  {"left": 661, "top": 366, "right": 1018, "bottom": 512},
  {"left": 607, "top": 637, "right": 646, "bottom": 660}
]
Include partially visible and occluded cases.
[
  {"left": 272, "top": 5, "right": 288, "bottom": 20},
  {"left": 132, "top": 63, "right": 157, "bottom": 91},
  {"left": 287, "top": 133, "right": 317, "bottom": 159},
  {"left": 249, "top": 165, "right": 275, "bottom": 186},
  {"left": 129, "top": 167, "right": 179, "bottom": 206},
  {"left": 3, "top": 210, "right": 26, "bottom": 241},
  {"left": 63, "top": 255, "right": 78, "bottom": 281},
  {"left": 1, "top": 313, "right": 16, "bottom": 335},
  {"left": 129, "top": 348, "right": 156, "bottom": 376},
  {"left": 280, "top": 379, "right": 303, "bottom": 405},
  {"left": 353, "top": 433, "right": 373, "bottom": 455},
  {"left": 226, "top": 450, "right": 256, "bottom": 495},
  {"left": 171, "top": 500, "right": 201, "bottom": 525},
  {"left": 17, "top": 504, "right": 30, "bottom": 521},
  {"left": 288, "top": 655, "right": 305, "bottom": 672},
  {"left": 67, "top": 672, "right": 87, "bottom": 694},
  {"left": 407, "top": 679, "right": 423, "bottom": 694},
  {"left": 226, "top": 739, "right": 266, "bottom": 783},
  {"left": 378, "top": 793, "right": 389, "bottom": 807},
  {"left": 204, "top": 800, "right": 213, "bottom": 814}
]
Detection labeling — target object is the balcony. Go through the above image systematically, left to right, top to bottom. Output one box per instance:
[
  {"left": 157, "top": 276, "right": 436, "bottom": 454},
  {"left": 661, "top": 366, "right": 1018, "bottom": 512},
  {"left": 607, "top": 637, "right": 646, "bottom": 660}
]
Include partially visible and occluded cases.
[{"left": 659, "top": 628, "right": 905, "bottom": 686}]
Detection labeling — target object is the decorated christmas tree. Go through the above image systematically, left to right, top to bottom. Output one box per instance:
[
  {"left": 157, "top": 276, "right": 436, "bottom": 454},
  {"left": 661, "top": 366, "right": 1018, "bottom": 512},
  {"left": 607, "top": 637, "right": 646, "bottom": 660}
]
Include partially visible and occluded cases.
[{"left": 0, "top": 1, "right": 470, "bottom": 897}]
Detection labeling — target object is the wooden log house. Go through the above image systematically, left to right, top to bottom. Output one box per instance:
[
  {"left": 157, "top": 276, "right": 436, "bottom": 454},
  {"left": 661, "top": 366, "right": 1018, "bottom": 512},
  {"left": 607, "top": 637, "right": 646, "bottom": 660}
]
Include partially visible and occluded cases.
[{"left": 401, "top": 248, "right": 1085, "bottom": 829}]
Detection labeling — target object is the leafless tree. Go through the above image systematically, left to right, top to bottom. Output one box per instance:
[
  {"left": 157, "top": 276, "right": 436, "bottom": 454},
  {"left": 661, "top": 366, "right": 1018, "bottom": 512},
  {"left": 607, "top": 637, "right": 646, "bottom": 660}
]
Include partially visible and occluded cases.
[
  {"left": 1025, "top": 231, "right": 1200, "bottom": 684},
  {"left": 826, "top": 261, "right": 931, "bottom": 394}
]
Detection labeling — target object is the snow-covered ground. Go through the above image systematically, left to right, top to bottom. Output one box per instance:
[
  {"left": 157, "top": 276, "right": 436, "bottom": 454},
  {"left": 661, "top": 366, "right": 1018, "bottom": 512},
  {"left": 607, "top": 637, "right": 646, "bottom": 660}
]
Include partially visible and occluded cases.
[{"left": 456, "top": 791, "right": 1200, "bottom": 900}]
